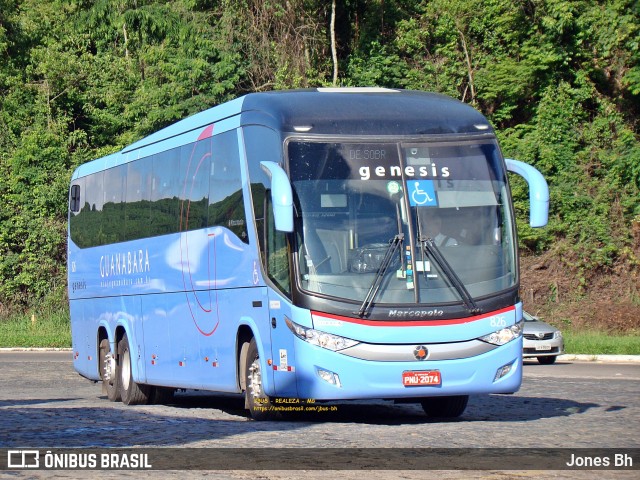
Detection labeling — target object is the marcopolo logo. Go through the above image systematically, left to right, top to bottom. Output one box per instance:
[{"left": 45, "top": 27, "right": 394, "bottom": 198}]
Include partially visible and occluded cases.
[{"left": 388, "top": 309, "right": 444, "bottom": 318}]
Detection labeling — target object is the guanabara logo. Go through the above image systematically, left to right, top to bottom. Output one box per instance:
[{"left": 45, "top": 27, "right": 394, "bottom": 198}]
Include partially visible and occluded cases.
[{"left": 99, "top": 249, "right": 150, "bottom": 278}]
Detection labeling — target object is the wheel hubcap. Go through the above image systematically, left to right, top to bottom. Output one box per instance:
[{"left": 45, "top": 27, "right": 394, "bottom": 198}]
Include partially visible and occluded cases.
[
  {"left": 121, "top": 349, "right": 131, "bottom": 390},
  {"left": 103, "top": 352, "right": 115, "bottom": 382},
  {"left": 248, "top": 359, "right": 262, "bottom": 398}
]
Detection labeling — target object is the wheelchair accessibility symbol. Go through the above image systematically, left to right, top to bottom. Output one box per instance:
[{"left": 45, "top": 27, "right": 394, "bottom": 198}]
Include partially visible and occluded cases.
[{"left": 408, "top": 180, "right": 438, "bottom": 206}]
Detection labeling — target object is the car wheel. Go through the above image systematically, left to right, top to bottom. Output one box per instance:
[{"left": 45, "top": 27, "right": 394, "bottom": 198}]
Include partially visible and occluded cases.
[{"left": 537, "top": 355, "right": 557, "bottom": 365}]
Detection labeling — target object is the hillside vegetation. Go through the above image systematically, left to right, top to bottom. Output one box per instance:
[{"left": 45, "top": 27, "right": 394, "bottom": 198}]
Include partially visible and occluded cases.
[{"left": 0, "top": 0, "right": 638, "bottom": 331}]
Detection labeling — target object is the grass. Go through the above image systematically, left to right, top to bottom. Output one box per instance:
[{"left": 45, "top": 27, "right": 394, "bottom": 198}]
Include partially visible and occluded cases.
[
  {"left": 0, "top": 308, "right": 71, "bottom": 348},
  {"left": 1, "top": 308, "right": 639, "bottom": 355},
  {"left": 564, "top": 330, "right": 640, "bottom": 356}
]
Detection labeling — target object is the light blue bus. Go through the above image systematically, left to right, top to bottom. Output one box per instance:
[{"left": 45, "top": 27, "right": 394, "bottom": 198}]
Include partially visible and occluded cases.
[{"left": 68, "top": 88, "right": 548, "bottom": 419}]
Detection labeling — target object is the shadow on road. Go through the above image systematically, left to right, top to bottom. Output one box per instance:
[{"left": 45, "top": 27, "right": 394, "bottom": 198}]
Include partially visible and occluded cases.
[
  {"left": 166, "top": 389, "right": 602, "bottom": 425},
  {"left": 0, "top": 391, "right": 603, "bottom": 448},
  {"left": 0, "top": 398, "right": 82, "bottom": 408}
]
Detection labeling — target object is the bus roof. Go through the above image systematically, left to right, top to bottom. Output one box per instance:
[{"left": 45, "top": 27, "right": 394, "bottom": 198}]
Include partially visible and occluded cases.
[
  {"left": 240, "top": 88, "right": 492, "bottom": 136},
  {"left": 73, "top": 89, "right": 493, "bottom": 179}
]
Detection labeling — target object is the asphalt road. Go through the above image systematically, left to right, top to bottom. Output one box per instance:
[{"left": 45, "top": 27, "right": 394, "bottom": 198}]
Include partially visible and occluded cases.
[{"left": 0, "top": 351, "right": 638, "bottom": 479}]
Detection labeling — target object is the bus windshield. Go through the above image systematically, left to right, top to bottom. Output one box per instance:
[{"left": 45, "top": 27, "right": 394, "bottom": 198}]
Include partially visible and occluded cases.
[{"left": 288, "top": 139, "right": 516, "bottom": 309}]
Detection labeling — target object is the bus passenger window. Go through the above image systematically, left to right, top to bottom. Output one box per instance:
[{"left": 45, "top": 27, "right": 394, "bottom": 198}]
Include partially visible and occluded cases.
[
  {"left": 209, "top": 131, "right": 248, "bottom": 243},
  {"left": 150, "top": 148, "right": 182, "bottom": 236}
]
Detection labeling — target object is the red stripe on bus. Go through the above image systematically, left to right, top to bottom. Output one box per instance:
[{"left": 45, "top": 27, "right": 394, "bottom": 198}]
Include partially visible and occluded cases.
[
  {"left": 197, "top": 124, "right": 214, "bottom": 140},
  {"left": 311, "top": 306, "right": 516, "bottom": 327}
]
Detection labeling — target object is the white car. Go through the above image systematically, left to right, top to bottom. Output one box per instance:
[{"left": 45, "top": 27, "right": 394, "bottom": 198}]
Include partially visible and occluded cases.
[{"left": 522, "top": 311, "right": 564, "bottom": 364}]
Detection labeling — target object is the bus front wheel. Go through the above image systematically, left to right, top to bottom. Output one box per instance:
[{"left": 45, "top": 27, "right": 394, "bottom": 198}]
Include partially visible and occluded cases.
[
  {"left": 118, "top": 333, "right": 151, "bottom": 406},
  {"left": 244, "top": 338, "right": 276, "bottom": 420},
  {"left": 421, "top": 395, "right": 469, "bottom": 418}
]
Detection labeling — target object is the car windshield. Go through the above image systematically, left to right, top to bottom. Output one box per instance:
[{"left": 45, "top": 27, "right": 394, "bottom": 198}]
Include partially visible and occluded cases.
[{"left": 287, "top": 139, "right": 517, "bottom": 308}]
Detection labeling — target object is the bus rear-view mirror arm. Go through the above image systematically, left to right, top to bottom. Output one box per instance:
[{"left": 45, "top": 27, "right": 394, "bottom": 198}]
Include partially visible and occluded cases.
[
  {"left": 505, "top": 158, "right": 549, "bottom": 228},
  {"left": 260, "top": 161, "right": 294, "bottom": 232}
]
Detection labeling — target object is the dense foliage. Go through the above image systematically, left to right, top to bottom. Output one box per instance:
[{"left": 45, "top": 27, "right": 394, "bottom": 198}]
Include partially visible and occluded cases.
[{"left": 0, "top": 0, "right": 638, "bottom": 312}]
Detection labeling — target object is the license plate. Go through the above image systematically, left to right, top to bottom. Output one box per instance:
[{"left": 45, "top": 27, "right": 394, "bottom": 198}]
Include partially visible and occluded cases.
[
  {"left": 535, "top": 344, "right": 552, "bottom": 351},
  {"left": 402, "top": 370, "right": 441, "bottom": 387}
]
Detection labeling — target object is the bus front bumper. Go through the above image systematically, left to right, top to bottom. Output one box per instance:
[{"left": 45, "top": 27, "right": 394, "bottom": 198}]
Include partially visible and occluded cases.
[{"left": 282, "top": 337, "right": 523, "bottom": 401}]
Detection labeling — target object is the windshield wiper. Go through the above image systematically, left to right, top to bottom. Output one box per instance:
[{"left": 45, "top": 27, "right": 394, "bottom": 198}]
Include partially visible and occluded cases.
[
  {"left": 356, "top": 233, "right": 404, "bottom": 318},
  {"left": 418, "top": 236, "right": 481, "bottom": 315}
]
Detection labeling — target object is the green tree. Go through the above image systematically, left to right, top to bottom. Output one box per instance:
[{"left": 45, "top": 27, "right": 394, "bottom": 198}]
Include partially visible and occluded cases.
[{"left": 0, "top": 0, "right": 638, "bottom": 314}]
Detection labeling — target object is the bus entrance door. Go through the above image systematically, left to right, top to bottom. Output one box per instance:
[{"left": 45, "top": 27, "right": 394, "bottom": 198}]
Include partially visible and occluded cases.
[{"left": 267, "top": 292, "right": 299, "bottom": 399}]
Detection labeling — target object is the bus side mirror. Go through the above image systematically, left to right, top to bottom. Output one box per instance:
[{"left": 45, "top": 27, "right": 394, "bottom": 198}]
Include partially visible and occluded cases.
[
  {"left": 505, "top": 158, "right": 549, "bottom": 228},
  {"left": 260, "top": 161, "right": 294, "bottom": 232}
]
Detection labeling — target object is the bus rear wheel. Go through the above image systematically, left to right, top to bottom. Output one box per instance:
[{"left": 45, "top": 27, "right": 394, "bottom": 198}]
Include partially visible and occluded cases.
[
  {"left": 118, "top": 333, "right": 151, "bottom": 406},
  {"left": 99, "top": 338, "right": 121, "bottom": 402},
  {"left": 245, "top": 338, "right": 276, "bottom": 420},
  {"left": 421, "top": 395, "right": 469, "bottom": 418}
]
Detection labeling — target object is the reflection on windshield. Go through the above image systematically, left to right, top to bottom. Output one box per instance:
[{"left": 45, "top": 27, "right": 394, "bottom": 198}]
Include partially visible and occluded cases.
[
  {"left": 288, "top": 140, "right": 516, "bottom": 308},
  {"left": 357, "top": 233, "right": 404, "bottom": 317}
]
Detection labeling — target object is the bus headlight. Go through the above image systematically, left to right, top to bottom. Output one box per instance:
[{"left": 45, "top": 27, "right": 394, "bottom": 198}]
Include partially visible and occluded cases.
[
  {"left": 286, "top": 317, "right": 360, "bottom": 351},
  {"left": 478, "top": 320, "right": 524, "bottom": 346}
]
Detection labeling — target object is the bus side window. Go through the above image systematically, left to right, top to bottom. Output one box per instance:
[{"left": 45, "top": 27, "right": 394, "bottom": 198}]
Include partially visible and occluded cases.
[
  {"left": 243, "top": 124, "right": 286, "bottom": 282},
  {"left": 209, "top": 130, "right": 248, "bottom": 243},
  {"left": 182, "top": 140, "right": 210, "bottom": 231},
  {"left": 150, "top": 148, "right": 182, "bottom": 236},
  {"left": 124, "top": 158, "right": 152, "bottom": 241},
  {"left": 103, "top": 165, "right": 127, "bottom": 244},
  {"left": 70, "top": 172, "right": 103, "bottom": 248},
  {"left": 69, "top": 179, "right": 86, "bottom": 247},
  {"left": 70, "top": 184, "right": 81, "bottom": 213},
  {"left": 266, "top": 193, "right": 291, "bottom": 296}
]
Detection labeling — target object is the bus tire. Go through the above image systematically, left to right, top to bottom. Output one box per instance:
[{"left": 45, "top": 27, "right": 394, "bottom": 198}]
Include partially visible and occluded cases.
[
  {"left": 118, "top": 332, "right": 151, "bottom": 406},
  {"left": 99, "top": 338, "right": 121, "bottom": 402},
  {"left": 245, "top": 338, "right": 276, "bottom": 420},
  {"left": 149, "top": 386, "right": 175, "bottom": 405},
  {"left": 421, "top": 395, "right": 469, "bottom": 418}
]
